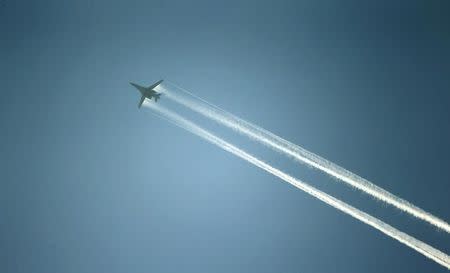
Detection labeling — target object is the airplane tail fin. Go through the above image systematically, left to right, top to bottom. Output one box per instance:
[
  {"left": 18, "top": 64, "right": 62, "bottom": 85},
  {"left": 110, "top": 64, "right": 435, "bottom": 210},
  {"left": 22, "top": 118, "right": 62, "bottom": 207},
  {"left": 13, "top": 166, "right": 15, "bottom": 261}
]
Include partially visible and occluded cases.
[
  {"left": 154, "top": 93, "right": 162, "bottom": 102},
  {"left": 138, "top": 95, "right": 146, "bottom": 108}
]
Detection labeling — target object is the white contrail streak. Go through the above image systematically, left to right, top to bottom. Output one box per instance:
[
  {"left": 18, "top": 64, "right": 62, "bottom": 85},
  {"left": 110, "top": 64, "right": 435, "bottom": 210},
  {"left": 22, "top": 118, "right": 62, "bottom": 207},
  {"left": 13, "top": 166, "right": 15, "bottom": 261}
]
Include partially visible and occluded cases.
[
  {"left": 156, "top": 82, "right": 450, "bottom": 233},
  {"left": 143, "top": 101, "right": 450, "bottom": 269}
]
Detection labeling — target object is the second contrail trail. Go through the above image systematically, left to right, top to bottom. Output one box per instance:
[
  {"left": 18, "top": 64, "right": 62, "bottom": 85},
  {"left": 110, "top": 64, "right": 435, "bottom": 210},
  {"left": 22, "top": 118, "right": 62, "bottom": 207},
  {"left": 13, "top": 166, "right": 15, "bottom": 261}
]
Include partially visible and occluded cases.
[
  {"left": 156, "top": 82, "right": 450, "bottom": 233},
  {"left": 143, "top": 101, "right": 450, "bottom": 269}
]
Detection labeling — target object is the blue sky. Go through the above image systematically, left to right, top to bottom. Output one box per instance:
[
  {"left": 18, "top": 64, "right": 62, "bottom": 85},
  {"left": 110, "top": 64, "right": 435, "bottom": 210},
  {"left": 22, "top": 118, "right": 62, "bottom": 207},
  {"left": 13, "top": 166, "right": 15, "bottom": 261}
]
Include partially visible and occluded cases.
[{"left": 1, "top": 1, "right": 449, "bottom": 272}]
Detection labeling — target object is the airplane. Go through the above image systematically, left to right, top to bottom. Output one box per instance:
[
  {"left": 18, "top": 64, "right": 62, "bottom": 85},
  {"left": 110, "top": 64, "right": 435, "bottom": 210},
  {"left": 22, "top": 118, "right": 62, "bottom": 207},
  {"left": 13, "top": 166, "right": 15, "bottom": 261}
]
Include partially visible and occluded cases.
[{"left": 130, "top": 80, "right": 163, "bottom": 108}]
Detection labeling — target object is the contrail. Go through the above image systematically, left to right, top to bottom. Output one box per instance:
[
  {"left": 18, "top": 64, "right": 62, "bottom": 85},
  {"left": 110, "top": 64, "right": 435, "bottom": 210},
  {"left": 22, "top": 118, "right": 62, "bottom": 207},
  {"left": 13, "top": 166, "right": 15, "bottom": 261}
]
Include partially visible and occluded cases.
[
  {"left": 156, "top": 82, "right": 450, "bottom": 233},
  {"left": 143, "top": 101, "right": 450, "bottom": 269}
]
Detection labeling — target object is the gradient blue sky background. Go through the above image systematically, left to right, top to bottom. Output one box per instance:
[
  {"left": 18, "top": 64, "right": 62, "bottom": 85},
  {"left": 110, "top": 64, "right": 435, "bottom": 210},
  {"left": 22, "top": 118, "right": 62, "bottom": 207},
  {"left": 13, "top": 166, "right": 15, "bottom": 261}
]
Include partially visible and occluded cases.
[{"left": 1, "top": 1, "right": 450, "bottom": 272}]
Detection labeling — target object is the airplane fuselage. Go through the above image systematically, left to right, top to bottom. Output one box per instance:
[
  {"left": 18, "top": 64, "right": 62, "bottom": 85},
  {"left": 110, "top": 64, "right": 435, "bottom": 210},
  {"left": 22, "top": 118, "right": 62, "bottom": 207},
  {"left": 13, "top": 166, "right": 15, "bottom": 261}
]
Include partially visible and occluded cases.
[{"left": 143, "top": 90, "right": 158, "bottom": 100}]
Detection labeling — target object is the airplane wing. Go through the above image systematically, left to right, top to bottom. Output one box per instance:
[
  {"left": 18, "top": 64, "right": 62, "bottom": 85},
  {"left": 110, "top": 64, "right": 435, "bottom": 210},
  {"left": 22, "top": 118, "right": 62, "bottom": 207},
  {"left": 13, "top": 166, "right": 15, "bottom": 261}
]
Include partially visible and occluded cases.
[
  {"left": 148, "top": 80, "right": 163, "bottom": 90},
  {"left": 138, "top": 96, "right": 146, "bottom": 108}
]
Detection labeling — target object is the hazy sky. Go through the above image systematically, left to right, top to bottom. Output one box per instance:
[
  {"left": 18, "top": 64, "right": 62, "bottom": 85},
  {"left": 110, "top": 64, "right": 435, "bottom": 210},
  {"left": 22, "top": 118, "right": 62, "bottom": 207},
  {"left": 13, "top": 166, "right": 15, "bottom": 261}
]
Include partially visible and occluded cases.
[{"left": 1, "top": 1, "right": 449, "bottom": 272}]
